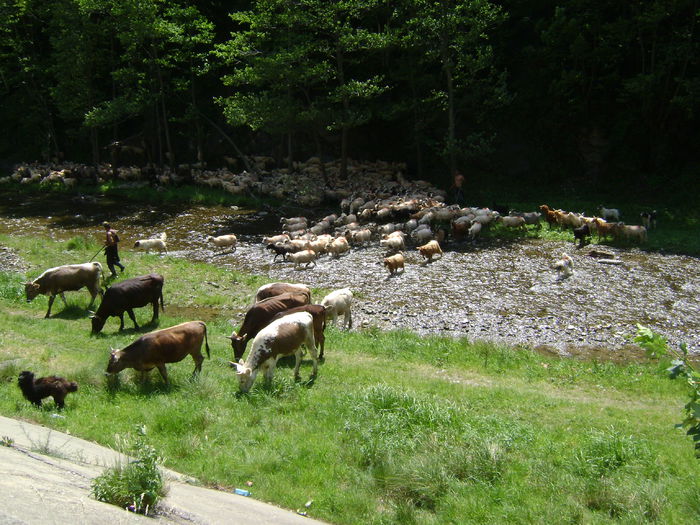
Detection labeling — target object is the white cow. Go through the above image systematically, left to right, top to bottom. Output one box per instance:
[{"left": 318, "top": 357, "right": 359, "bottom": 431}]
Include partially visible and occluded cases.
[{"left": 231, "top": 311, "right": 317, "bottom": 392}]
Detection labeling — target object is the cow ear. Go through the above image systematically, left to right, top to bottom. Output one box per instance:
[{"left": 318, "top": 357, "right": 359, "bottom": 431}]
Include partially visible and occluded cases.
[{"left": 240, "top": 333, "right": 247, "bottom": 340}]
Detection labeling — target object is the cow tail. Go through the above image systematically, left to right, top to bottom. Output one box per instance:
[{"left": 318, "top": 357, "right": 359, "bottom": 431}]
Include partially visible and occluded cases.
[
  {"left": 159, "top": 289, "right": 165, "bottom": 312},
  {"left": 202, "top": 322, "right": 211, "bottom": 359}
]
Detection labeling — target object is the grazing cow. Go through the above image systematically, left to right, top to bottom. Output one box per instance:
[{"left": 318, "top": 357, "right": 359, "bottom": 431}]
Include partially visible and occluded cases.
[
  {"left": 134, "top": 232, "right": 168, "bottom": 253},
  {"left": 417, "top": 240, "right": 443, "bottom": 262},
  {"left": 384, "top": 253, "right": 405, "bottom": 275},
  {"left": 25, "top": 262, "right": 104, "bottom": 318},
  {"left": 90, "top": 274, "right": 165, "bottom": 334},
  {"left": 254, "top": 282, "right": 311, "bottom": 304},
  {"left": 321, "top": 288, "right": 353, "bottom": 330},
  {"left": 229, "top": 292, "right": 311, "bottom": 360},
  {"left": 269, "top": 304, "right": 327, "bottom": 359},
  {"left": 231, "top": 312, "right": 318, "bottom": 393},
  {"left": 106, "top": 320, "right": 210, "bottom": 384},
  {"left": 17, "top": 371, "right": 78, "bottom": 409}
]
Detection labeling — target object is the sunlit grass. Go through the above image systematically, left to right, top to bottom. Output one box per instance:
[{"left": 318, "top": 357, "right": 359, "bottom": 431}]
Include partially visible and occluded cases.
[{"left": 1, "top": 232, "right": 699, "bottom": 523}]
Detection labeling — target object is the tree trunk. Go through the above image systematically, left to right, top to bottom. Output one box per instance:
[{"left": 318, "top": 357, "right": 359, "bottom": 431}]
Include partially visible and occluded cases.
[{"left": 336, "top": 45, "right": 349, "bottom": 180}]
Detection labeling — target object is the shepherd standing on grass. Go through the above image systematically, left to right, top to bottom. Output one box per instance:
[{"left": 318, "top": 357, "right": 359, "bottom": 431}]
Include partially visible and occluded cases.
[{"left": 102, "top": 221, "right": 125, "bottom": 277}]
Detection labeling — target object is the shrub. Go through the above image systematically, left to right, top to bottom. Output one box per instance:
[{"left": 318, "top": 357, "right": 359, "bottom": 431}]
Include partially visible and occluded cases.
[{"left": 91, "top": 427, "right": 168, "bottom": 515}]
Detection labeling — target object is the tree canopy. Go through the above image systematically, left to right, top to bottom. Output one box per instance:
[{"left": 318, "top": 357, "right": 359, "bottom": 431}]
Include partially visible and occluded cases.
[{"left": 0, "top": 0, "right": 697, "bottom": 195}]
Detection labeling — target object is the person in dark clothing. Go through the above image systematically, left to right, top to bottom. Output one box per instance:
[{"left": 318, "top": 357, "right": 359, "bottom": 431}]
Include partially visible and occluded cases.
[
  {"left": 450, "top": 171, "right": 466, "bottom": 207},
  {"left": 102, "top": 221, "right": 125, "bottom": 277}
]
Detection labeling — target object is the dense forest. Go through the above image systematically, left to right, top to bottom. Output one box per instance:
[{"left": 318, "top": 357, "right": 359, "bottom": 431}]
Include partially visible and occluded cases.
[{"left": 1, "top": 0, "right": 698, "bottom": 198}]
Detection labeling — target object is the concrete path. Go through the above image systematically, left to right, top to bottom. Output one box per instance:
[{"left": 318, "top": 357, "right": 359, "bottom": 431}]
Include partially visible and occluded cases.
[{"left": 0, "top": 415, "right": 324, "bottom": 524}]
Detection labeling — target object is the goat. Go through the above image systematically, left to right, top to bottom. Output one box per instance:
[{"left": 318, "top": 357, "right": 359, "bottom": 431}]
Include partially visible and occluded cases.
[
  {"left": 134, "top": 232, "right": 167, "bottom": 253},
  {"left": 417, "top": 240, "right": 443, "bottom": 262},
  {"left": 384, "top": 253, "right": 405, "bottom": 275}
]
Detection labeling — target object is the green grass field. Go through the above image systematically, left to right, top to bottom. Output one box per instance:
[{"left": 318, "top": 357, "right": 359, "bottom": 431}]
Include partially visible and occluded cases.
[{"left": 1, "top": 222, "right": 700, "bottom": 523}]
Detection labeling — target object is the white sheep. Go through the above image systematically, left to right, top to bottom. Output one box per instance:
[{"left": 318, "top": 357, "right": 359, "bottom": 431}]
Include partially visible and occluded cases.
[
  {"left": 134, "top": 232, "right": 167, "bottom": 253},
  {"left": 207, "top": 234, "right": 237, "bottom": 252},
  {"left": 288, "top": 249, "right": 317, "bottom": 269},
  {"left": 321, "top": 288, "right": 353, "bottom": 329}
]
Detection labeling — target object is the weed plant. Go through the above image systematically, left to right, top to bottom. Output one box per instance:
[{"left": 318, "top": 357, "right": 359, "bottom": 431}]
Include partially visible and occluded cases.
[
  {"left": 0, "top": 235, "right": 699, "bottom": 523},
  {"left": 91, "top": 427, "right": 167, "bottom": 515}
]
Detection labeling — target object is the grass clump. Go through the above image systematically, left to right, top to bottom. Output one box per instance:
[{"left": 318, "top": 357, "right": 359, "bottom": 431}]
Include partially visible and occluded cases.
[{"left": 91, "top": 426, "right": 168, "bottom": 515}]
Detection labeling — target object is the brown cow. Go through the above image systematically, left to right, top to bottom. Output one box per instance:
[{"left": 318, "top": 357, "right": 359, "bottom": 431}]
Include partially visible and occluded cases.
[
  {"left": 25, "top": 262, "right": 104, "bottom": 318},
  {"left": 253, "top": 282, "right": 311, "bottom": 303},
  {"left": 229, "top": 292, "right": 310, "bottom": 360},
  {"left": 269, "top": 304, "right": 327, "bottom": 358},
  {"left": 106, "top": 321, "right": 210, "bottom": 384}
]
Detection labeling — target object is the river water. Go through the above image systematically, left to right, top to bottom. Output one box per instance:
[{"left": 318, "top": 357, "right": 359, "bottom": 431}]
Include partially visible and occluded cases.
[{"left": 1, "top": 190, "right": 697, "bottom": 361}]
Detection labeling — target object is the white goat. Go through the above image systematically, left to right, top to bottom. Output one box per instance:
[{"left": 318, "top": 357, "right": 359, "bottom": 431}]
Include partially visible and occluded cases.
[{"left": 321, "top": 288, "right": 353, "bottom": 329}]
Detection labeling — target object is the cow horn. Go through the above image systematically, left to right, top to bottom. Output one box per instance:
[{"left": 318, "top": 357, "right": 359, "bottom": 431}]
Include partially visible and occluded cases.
[{"left": 229, "top": 361, "right": 245, "bottom": 373}]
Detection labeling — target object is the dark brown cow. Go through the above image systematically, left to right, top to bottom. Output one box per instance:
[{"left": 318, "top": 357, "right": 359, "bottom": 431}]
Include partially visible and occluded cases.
[
  {"left": 90, "top": 274, "right": 164, "bottom": 334},
  {"left": 253, "top": 282, "right": 311, "bottom": 303},
  {"left": 229, "top": 292, "right": 310, "bottom": 360},
  {"left": 269, "top": 304, "right": 327, "bottom": 358},
  {"left": 106, "top": 321, "right": 210, "bottom": 384}
]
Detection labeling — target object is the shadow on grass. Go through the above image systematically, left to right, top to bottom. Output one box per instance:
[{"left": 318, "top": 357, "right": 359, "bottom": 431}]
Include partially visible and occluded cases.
[
  {"left": 50, "top": 304, "right": 93, "bottom": 321},
  {"left": 104, "top": 371, "right": 183, "bottom": 397}
]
